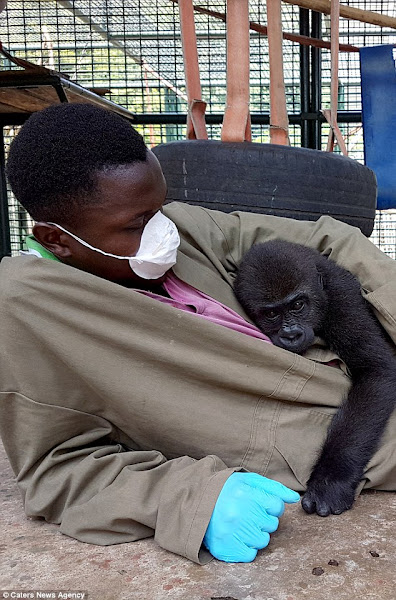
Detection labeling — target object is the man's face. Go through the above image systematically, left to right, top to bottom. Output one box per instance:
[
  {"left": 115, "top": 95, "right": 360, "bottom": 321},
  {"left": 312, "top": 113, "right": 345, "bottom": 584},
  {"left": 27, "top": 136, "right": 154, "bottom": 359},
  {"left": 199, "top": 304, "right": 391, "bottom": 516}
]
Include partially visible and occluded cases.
[{"left": 34, "top": 150, "right": 169, "bottom": 287}]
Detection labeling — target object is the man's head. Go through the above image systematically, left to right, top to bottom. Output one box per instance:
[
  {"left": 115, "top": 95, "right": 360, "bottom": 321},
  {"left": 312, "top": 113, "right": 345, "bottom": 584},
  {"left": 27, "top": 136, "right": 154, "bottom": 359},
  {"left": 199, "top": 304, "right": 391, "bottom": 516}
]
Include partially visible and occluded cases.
[{"left": 6, "top": 103, "right": 170, "bottom": 286}]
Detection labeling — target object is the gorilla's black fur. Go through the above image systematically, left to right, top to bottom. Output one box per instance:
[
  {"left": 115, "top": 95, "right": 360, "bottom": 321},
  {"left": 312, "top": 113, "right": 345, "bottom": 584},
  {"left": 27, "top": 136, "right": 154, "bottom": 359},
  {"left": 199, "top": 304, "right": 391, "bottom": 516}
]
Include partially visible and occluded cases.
[{"left": 234, "top": 240, "right": 396, "bottom": 516}]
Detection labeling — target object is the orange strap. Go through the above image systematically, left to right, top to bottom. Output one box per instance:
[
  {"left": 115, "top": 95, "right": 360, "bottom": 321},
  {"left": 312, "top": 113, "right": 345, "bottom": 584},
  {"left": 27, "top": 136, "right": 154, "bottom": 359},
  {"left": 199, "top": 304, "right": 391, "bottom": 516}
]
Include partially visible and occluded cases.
[
  {"left": 178, "top": 0, "right": 208, "bottom": 139},
  {"left": 221, "top": 0, "right": 251, "bottom": 142},
  {"left": 267, "top": 0, "right": 290, "bottom": 145},
  {"left": 323, "top": 0, "right": 348, "bottom": 155}
]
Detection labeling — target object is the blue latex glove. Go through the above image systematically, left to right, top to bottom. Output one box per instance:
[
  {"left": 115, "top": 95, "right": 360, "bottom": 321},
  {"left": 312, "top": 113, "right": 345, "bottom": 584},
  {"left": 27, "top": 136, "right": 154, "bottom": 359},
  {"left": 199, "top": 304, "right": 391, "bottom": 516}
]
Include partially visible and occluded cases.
[{"left": 203, "top": 472, "right": 300, "bottom": 563}]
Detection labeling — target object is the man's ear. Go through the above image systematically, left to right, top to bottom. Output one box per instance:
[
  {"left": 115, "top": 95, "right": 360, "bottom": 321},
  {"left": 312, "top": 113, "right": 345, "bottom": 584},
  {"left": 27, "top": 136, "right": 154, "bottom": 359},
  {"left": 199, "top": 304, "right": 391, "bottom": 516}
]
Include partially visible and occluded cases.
[{"left": 32, "top": 223, "right": 73, "bottom": 259}]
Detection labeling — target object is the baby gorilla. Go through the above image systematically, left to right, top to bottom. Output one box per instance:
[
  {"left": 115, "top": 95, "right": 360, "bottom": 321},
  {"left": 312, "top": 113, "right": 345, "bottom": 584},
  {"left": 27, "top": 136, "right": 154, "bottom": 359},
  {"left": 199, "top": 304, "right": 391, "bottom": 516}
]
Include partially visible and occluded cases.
[{"left": 234, "top": 240, "right": 396, "bottom": 517}]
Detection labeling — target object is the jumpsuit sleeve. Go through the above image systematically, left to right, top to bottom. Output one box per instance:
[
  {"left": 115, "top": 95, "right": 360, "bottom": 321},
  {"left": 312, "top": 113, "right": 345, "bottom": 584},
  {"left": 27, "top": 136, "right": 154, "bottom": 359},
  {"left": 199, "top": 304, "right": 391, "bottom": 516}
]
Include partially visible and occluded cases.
[
  {"left": 171, "top": 203, "right": 396, "bottom": 344},
  {"left": 0, "top": 390, "right": 237, "bottom": 564}
]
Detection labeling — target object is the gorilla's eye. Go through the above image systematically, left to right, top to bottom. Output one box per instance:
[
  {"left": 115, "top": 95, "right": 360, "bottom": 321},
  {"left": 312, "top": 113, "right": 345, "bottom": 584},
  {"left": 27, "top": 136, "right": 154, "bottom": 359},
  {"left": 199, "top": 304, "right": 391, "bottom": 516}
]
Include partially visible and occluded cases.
[
  {"left": 292, "top": 300, "right": 304, "bottom": 311},
  {"left": 265, "top": 309, "right": 279, "bottom": 320}
]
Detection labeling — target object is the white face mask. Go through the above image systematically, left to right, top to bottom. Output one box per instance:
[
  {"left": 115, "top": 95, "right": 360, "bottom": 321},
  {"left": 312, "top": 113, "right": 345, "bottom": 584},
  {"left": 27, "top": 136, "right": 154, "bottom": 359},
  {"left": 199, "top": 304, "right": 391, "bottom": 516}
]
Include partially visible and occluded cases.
[{"left": 48, "top": 211, "right": 180, "bottom": 280}]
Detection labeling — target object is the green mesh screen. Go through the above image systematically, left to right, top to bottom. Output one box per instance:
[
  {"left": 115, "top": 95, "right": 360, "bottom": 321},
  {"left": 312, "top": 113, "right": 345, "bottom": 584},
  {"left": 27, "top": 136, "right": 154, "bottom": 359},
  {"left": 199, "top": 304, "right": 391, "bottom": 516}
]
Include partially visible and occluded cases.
[{"left": 0, "top": 0, "right": 395, "bottom": 256}]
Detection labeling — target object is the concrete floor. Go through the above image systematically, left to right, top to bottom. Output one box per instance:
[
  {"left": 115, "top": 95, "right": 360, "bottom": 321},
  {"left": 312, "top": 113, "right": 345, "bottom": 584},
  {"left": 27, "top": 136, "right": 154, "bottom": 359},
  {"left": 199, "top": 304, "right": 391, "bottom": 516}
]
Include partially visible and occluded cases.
[{"left": 1, "top": 441, "right": 395, "bottom": 600}]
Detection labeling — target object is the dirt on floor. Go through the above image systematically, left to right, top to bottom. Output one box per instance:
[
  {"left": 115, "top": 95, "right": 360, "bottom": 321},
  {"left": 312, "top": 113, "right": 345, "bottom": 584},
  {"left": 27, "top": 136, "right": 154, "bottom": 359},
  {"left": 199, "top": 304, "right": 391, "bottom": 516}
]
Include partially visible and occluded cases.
[{"left": 1, "top": 441, "right": 395, "bottom": 600}]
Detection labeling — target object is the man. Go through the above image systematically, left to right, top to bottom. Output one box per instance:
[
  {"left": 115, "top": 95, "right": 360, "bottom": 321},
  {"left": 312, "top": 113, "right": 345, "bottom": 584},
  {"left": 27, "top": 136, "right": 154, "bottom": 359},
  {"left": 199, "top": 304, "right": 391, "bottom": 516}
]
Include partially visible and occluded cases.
[{"left": 1, "top": 103, "right": 395, "bottom": 565}]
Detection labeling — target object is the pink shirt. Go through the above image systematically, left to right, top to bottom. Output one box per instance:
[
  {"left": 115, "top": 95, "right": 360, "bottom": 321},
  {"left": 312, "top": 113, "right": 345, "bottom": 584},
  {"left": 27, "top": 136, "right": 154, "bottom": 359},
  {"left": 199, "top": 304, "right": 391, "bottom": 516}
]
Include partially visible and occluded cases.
[{"left": 136, "top": 271, "right": 272, "bottom": 344}]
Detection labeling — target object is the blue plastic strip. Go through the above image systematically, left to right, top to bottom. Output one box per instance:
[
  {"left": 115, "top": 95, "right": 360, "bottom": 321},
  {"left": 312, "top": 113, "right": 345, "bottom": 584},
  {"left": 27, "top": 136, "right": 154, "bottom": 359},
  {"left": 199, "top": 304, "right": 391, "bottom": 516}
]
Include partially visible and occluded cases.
[{"left": 360, "top": 45, "right": 396, "bottom": 210}]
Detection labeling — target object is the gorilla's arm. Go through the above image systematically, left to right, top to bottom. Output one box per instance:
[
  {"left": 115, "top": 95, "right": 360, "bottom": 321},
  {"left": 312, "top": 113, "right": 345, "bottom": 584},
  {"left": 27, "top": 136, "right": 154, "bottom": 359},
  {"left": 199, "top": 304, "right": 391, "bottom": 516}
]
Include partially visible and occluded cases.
[
  {"left": 234, "top": 241, "right": 396, "bottom": 516},
  {"left": 302, "top": 255, "right": 396, "bottom": 515}
]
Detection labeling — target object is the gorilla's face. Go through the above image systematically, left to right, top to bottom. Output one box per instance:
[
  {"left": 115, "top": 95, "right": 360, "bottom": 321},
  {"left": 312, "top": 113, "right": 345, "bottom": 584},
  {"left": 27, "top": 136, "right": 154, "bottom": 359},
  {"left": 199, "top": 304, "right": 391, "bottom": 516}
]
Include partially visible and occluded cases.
[
  {"left": 234, "top": 240, "right": 328, "bottom": 354},
  {"left": 250, "top": 288, "right": 326, "bottom": 353}
]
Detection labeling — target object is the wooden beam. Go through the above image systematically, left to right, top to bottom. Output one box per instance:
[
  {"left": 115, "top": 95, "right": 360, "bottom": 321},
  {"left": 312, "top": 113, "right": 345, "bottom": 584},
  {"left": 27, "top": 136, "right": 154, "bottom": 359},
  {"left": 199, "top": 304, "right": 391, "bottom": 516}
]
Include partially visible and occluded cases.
[
  {"left": 282, "top": 0, "right": 396, "bottom": 30},
  {"left": 170, "top": 3, "right": 359, "bottom": 52}
]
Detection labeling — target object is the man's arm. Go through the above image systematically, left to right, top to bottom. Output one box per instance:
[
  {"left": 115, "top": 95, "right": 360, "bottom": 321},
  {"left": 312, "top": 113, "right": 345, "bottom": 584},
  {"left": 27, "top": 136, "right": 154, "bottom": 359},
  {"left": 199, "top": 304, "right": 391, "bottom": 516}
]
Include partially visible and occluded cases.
[
  {"left": 167, "top": 203, "right": 396, "bottom": 344},
  {"left": 0, "top": 254, "right": 303, "bottom": 564},
  {"left": 0, "top": 390, "right": 235, "bottom": 564}
]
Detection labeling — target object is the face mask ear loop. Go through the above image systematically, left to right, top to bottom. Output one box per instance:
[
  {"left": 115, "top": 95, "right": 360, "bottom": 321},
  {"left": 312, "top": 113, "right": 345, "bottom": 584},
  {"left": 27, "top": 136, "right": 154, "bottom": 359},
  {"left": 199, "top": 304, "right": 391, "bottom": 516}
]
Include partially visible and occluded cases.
[{"left": 46, "top": 222, "right": 133, "bottom": 260}]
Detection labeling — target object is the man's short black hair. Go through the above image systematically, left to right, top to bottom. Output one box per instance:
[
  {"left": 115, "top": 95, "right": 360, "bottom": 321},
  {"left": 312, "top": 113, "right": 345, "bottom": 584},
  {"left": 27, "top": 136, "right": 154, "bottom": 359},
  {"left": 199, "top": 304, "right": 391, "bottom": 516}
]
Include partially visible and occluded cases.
[{"left": 6, "top": 102, "right": 148, "bottom": 223}]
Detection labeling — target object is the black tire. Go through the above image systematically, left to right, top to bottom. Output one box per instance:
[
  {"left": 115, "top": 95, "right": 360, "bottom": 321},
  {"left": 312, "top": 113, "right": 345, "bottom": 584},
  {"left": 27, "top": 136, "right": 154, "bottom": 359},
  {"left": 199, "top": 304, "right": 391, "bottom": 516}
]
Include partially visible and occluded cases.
[{"left": 153, "top": 140, "right": 377, "bottom": 237}]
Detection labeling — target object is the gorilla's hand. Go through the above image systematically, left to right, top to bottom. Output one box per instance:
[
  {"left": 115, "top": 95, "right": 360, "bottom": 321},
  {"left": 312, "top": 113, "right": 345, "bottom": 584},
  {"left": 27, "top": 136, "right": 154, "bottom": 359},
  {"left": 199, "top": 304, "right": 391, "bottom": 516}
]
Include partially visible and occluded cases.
[{"left": 301, "top": 477, "right": 356, "bottom": 517}]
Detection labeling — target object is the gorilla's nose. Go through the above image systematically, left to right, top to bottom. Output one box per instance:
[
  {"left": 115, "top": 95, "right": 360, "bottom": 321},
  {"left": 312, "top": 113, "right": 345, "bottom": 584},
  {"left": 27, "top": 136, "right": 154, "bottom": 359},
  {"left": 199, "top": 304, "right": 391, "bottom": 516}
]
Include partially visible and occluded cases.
[{"left": 279, "top": 326, "right": 304, "bottom": 344}]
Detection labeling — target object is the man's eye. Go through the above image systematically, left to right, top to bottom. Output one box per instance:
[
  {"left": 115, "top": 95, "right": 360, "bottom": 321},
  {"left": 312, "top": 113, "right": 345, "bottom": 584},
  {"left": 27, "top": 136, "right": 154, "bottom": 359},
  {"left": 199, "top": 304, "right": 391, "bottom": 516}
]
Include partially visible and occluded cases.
[
  {"left": 129, "top": 213, "right": 155, "bottom": 230},
  {"left": 127, "top": 219, "right": 146, "bottom": 231},
  {"left": 127, "top": 224, "right": 144, "bottom": 232}
]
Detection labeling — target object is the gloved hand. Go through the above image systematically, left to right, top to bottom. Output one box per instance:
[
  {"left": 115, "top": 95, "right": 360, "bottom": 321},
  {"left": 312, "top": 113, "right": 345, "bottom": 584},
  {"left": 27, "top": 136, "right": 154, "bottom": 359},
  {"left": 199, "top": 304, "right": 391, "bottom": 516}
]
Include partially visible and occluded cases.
[{"left": 203, "top": 472, "right": 300, "bottom": 563}]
